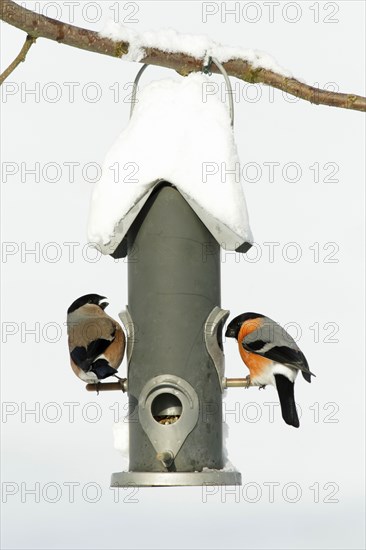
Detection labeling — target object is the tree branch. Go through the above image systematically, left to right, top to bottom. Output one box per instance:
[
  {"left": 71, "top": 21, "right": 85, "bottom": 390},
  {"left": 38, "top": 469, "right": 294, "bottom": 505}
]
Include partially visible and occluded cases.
[
  {"left": 1, "top": 0, "right": 365, "bottom": 112},
  {"left": 0, "top": 33, "right": 36, "bottom": 85}
]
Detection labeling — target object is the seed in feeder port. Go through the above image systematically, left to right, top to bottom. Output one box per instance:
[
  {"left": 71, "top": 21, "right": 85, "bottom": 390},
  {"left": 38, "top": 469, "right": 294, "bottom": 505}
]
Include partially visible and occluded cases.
[{"left": 155, "top": 415, "right": 180, "bottom": 425}]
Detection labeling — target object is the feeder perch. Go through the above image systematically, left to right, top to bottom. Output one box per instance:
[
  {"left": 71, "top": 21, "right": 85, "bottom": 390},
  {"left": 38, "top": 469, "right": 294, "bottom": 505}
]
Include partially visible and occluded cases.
[{"left": 87, "top": 62, "right": 254, "bottom": 487}]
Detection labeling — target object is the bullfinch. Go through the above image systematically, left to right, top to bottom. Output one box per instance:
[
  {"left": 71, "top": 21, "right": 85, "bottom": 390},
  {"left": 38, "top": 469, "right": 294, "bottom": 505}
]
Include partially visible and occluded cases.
[
  {"left": 67, "top": 294, "right": 125, "bottom": 384},
  {"left": 225, "top": 312, "right": 314, "bottom": 428}
]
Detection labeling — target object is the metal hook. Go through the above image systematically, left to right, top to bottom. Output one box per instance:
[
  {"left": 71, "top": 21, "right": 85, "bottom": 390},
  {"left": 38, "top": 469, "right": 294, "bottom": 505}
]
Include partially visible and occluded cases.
[
  {"left": 202, "top": 56, "right": 213, "bottom": 76},
  {"left": 203, "top": 56, "right": 234, "bottom": 127},
  {"left": 210, "top": 57, "right": 234, "bottom": 127},
  {"left": 129, "top": 58, "right": 234, "bottom": 127},
  {"left": 129, "top": 63, "right": 148, "bottom": 119}
]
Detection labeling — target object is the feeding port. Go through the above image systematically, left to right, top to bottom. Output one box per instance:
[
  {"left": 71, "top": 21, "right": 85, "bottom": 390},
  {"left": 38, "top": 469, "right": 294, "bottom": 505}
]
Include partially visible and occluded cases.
[{"left": 151, "top": 393, "right": 182, "bottom": 425}]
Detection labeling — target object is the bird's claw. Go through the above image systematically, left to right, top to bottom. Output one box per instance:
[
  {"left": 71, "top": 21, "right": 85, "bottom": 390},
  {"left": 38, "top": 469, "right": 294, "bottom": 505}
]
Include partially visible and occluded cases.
[
  {"left": 244, "top": 375, "right": 251, "bottom": 388},
  {"left": 259, "top": 385, "right": 266, "bottom": 390}
]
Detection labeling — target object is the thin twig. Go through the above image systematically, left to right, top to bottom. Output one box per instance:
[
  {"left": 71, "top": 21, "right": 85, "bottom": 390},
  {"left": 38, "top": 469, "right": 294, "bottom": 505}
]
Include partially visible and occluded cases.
[
  {"left": 0, "top": 0, "right": 365, "bottom": 111},
  {"left": 0, "top": 33, "right": 36, "bottom": 85}
]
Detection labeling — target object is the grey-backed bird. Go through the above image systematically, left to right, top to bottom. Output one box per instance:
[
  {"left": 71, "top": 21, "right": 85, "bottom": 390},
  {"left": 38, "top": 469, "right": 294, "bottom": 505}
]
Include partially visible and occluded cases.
[
  {"left": 67, "top": 294, "right": 125, "bottom": 384},
  {"left": 225, "top": 312, "right": 314, "bottom": 428}
]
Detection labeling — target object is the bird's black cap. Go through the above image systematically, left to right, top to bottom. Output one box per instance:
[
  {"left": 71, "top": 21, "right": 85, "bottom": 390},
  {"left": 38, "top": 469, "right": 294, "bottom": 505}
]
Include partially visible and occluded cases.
[
  {"left": 67, "top": 294, "right": 108, "bottom": 314},
  {"left": 225, "top": 312, "right": 264, "bottom": 340}
]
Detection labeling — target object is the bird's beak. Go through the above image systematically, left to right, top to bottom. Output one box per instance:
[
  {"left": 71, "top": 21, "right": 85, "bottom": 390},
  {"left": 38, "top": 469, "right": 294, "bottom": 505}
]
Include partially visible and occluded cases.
[
  {"left": 100, "top": 300, "right": 109, "bottom": 310},
  {"left": 225, "top": 326, "right": 235, "bottom": 338}
]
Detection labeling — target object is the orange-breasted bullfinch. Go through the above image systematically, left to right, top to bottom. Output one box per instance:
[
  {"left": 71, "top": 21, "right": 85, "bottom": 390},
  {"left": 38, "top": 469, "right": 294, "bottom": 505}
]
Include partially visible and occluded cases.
[
  {"left": 67, "top": 294, "right": 125, "bottom": 384},
  {"left": 225, "top": 312, "right": 315, "bottom": 428}
]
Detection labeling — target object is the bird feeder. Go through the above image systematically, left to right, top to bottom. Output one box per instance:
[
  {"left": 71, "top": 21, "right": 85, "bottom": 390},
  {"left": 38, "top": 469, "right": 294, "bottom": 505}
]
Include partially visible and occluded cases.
[{"left": 87, "top": 60, "right": 253, "bottom": 486}]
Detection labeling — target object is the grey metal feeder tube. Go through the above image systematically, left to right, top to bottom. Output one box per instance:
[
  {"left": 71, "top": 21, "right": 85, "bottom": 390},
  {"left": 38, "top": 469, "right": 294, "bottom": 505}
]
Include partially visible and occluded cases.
[{"left": 127, "top": 184, "right": 222, "bottom": 473}]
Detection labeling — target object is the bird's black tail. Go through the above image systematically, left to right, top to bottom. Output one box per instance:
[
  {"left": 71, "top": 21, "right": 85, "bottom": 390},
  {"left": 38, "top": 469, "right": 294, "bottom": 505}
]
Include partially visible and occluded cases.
[
  {"left": 90, "top": 359, "right": 117, "bottom": 380},
  {"left": 274, "top": 374, "right": 300, "bottom": 428}
]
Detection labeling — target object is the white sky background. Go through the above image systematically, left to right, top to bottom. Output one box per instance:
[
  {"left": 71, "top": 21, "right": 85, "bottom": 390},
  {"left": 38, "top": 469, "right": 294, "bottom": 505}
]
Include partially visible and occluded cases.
[{"left": 1, "top": 1, "right": 365, "bottom": 549}]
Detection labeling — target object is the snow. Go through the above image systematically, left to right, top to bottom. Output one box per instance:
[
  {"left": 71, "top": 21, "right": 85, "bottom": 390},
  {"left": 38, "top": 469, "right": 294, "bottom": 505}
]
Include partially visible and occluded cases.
[
  {"left": 100, "top": 23, "right": 292, "bottom": 77},
  {"left": 88, "top": 73, "right": 253, "bottom": 253},
  {"left": 113, "top": 415, "right": 129, "bottom": 471},
  {"left": 222, "top": 419, "right": 229, "bottom": 464},
  {"left": 222, "top": 420, "right": 238, "bottom": 472}
]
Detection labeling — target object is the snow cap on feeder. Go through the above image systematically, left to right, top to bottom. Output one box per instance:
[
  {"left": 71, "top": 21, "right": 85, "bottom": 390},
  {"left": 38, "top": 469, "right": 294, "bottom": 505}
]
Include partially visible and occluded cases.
[{"left": 87, "top": 68, "right": 253, "bottom": 256}]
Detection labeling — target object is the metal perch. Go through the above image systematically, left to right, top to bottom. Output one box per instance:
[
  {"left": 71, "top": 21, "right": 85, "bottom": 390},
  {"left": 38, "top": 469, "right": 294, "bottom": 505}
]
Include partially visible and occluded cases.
[
  {"left": 86, "top": 377, "right": 252, "bottom": 392},
  {"left": 86, "top": 379, "right": 127, "bottom": 392}
]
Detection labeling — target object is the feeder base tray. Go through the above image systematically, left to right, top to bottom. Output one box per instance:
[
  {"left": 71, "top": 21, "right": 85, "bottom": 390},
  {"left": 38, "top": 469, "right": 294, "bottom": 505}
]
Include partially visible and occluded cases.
[{"left": 111, "top": 469, "right": 241, "bottom": 487}]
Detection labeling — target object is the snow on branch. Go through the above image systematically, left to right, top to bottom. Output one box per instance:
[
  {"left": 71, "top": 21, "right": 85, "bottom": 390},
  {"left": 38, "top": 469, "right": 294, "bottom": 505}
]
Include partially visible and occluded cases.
[{"left": 1, "top": 0, "right": 365, "bottom": 112}]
